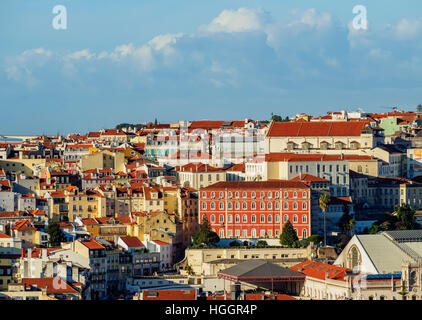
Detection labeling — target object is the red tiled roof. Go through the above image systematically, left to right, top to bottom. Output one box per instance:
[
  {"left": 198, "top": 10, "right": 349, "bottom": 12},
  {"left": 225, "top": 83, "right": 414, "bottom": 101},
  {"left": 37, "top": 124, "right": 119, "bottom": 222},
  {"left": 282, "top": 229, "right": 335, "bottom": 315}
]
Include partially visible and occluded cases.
[
  {"left": 267, "top": 121, "right": 369, "bottom": 137},
  {"left": 291, "top": 174, "right": 329, "bottom": 183},
  {"left": 202, "top": 180, "right": 309, "bottom": 190},
  {"left": 13, "top": 219, "right": 36, "bottom": 231},
  {"left": 0, "top": 233, "right": 12, "bottom": 239},
  {"left": 119, "top": 236, "right": 144, "bottom": 248},
  {"left": 80, "top": 239, "right": 105, "bottom": 250},
  {"left": 152, "top": 240, "right": 170, "bottom": 246},
  {"left": 23, "top": 248, "right": 61, "bottom": 258},
  {"left": 290, "top": 260, "right": 351, "bottom": 282},
  {"left": 21, "top": 278, "right": 78, "bottom": 294}
]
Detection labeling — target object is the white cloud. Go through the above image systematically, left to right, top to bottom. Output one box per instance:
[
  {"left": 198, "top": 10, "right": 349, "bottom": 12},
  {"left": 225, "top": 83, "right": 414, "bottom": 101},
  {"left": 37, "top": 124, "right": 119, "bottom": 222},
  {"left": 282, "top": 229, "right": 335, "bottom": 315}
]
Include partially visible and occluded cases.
[
  {"left": 199, "top": 7, "right": 269, "bottom": 34},
  {"left": 391, "top": 18, "right": 422, "bottom": 40},
  {"left": 66, "top": 49, "right": 95, "bottom": 60}
]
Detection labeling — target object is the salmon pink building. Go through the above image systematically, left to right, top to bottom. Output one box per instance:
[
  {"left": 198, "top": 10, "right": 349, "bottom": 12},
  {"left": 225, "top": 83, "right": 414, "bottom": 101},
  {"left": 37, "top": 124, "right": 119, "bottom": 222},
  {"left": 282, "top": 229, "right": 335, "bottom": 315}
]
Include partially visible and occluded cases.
[{"left": 199, "top": 180, "right": 311, "bottom": 240}]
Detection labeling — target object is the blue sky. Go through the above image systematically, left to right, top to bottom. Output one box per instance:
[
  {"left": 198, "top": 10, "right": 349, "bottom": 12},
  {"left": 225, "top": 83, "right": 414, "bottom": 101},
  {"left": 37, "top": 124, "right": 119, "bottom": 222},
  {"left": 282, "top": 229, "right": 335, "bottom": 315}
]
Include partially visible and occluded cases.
[{"left": 1, "top": 0, "right": 422, "bottom": 134}]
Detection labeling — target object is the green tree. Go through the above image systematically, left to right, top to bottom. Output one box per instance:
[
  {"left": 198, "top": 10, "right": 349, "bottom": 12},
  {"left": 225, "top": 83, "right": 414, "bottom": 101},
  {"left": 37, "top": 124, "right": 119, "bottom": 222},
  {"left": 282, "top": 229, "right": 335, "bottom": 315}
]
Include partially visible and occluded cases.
[
  {"left": 271, "top": 113, "right": 282, "bottom": 122},
  {"left": 319, "top": 193, "right": 331, "bottom": 247},
  {"left": 338, "top": 203, "right": 354, "bottom": 236},
  {"left": 395, "top": 203, "right": 417, "bottom": 229},
  {"left": 192, "top": 217, "right": 220, "bottom": 247},
  {"left": 280, "top": 220, "right": 299, "bottom": 247},
  {"left": 45, "top": 221, "right": 65, "bottom": 247},
  {"left": 304, "top": 235, "right": 323, "bottom": 246},
  {"left": 255, "top": 240, "right": 268, "bottom": 248}
]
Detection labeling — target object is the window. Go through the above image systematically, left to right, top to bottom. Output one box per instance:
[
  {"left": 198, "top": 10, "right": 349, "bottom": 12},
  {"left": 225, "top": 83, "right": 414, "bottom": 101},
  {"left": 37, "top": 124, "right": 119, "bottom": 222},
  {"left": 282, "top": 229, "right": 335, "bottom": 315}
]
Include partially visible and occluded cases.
[
  {"left": 302, "top": 191, "right": 307, "bottom": 198},
  {"left": 211, "top": 192, "right": 215, "bottom": 198},
  {"left": 243, "top": 192, "right": 247, "bottom": 198},
  {"left": 251, "top": 192, "right": 256, "bottom": 198},
  {"left": 210, "top": 202, "right": 215, "bottom": 210},
  {"left": 219, "top": 202, "right": 224, "bottom": 210},
  {"left": 228, "top": 202, "right": 233, "bottom": 210},
  {"left": 235, "top": 202, "right": 240, "bottom": 210},
  {"left": 242, "top": 202, "right": 247, "bottom": 210},
  {"left": 251, "top": 202, "right": 256, "bottom": 210},
  {"left": 260, "top": 202, "right": 265, "bottom": 210},
  {"left": 268, "top": 202, "right": 272, "bottom": 210},
  {"left": 275, "top": 202, "right": 280, "bottom": 210},
  {"left": 284, "top": 202, "right": 288, "bottom": 209},
  {"left": 293, "top": 202, "right": 298, "bottom": 210},
  {"left": 302, "top": 202, "right": 307, "bottom": 210},
  {"left": 210, "top": 215, "right": 215, "bottom": 223},
  {"left": 219, "top": 215, "right": 224, "bottom": 223},
  {"left": 228, "top": 215, "right": 233, "bottom": 223},
  {"left": 235, "top": 215, "right": 240, "bottom": 223},
  {"left": 242, "top": 215, "right": 248, "bottom": 223},
  {"left": 251, "top": 215, "right": 256, "bottom": 223},
  {"left": 260, "top": 215, "right": 265, "bottom": 223},
  {"left": 268, "top": 215, "right": 272, "bottom": 223},
  {"left": 275, "top": 215, "right": 280, "bottom": 223},
  {"left": 284, "top": 215, "right": 288, "bottom": 222},
  {"left": 293, "top": 215, "right": 298, "bottom": 223},
  {"left": 302, "top": 215, "right": 307, "bottom": 223},
  {"left": 219, "top": 229, "right": 224, "bottom": 238},
  {"left": 251, "top": 229, "right": 257, "bottom": 238}
]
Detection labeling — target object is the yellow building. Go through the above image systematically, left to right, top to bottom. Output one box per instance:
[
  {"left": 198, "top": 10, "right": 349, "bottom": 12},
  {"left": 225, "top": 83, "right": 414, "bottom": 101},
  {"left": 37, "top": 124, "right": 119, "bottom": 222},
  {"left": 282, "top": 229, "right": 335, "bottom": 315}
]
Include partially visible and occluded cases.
[
  {"left": 80, "top": 149, "right": 126, "bottom": 173},
  {"left": 0, "top": 254, "right": 20, "bottom": 290}
]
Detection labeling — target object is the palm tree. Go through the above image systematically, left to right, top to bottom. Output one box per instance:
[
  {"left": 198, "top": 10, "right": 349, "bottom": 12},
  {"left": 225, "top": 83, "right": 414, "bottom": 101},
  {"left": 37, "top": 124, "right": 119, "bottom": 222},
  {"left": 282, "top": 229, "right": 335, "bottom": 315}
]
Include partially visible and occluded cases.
[{"left": 319, "top": 193, "right": 331, "bottom": 247}]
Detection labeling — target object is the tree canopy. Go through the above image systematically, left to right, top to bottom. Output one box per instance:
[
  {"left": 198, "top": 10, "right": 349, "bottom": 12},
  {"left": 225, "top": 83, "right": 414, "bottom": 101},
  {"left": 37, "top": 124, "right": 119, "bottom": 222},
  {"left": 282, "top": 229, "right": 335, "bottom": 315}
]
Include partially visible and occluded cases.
[
  {"left": 270, "top": 113, "right": 290, "bottom": 122},
  {"left": 338, "top": 203, "right": 355, "bottom": 235},
  {"left": 369, "top": 203, "right": 420, "bottom": 234},
  {"left": 192, "top": 217, "right": 220, "bottom": 247},
  {"left": 280, "top": 220, "right": 299, "bottom": 247},
  {"left": 45, "top": 221, "right": 65, "bottom": 247}
]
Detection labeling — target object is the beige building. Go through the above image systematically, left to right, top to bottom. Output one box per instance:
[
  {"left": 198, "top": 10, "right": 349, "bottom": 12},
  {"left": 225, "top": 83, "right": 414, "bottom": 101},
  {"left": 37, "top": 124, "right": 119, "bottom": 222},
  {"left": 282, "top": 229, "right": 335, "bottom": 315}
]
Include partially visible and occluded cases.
[
  {"left": 265, "top": 121, "right": 382, "bottom": 155},
  {"left": 79, "top": 149, "right": 125, "bottom": 173},
  {"left": 176, "top": 163, "right": 226, "bottom": 190},
  {"left": 178, "top": 246, "right": 314, "bottom": 276}
]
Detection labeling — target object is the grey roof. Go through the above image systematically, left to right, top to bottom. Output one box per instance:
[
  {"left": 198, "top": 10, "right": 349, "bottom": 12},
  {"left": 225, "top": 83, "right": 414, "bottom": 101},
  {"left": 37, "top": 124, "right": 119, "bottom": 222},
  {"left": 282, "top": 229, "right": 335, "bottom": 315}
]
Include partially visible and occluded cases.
[
  {"left": 384, "top": 230, "right": 422, "bottom": 243},
  {"left": 356, "top": 231, "right": 422, "bottom": 274},
  {"left": 356, "top": 234, "right": 412, "bottom": 273},
  {"left": 218, "top": 260, "right": 304, "bottom": 279}
]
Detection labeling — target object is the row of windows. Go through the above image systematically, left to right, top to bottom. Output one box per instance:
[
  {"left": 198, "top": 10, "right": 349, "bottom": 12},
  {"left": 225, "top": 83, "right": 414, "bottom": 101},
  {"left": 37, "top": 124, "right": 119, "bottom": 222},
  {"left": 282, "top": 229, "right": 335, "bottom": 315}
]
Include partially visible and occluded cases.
[
  {"left": 202, "top": 191, "right": 308, "bottom": 199},
  {"left": 202, "top": 201, "right": 308, "bottom": 211},
  {"left": 205, "top": 213, "right": 307, "bottom": 224},
  {"left": 214, "top": 227, "right": 307, "bottom": 238}
]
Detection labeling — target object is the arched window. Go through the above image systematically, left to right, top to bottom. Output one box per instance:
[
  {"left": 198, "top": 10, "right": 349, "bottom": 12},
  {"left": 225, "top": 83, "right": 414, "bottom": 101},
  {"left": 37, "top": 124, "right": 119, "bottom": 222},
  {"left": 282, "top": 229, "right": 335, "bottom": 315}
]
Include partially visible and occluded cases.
[
  {"left": 302, "top": 191, "right": 307, "bottom": 198},
  {"left": 211, "top": 192, "right": 215, "bottom": 198},
  {"left": 219, "top": 192, "right": 224, "bottom": 198},
  {"left": 235, "top": 192, "right": 239, "bottom": 198},
  {"left": 243, "top": 192, "right": 247, "bottom": 198},
  {"left": 251, "top": 192, "right": 256, "bottom": 198},
  {"left": 268, "top": 192, "right": 272, "bottom": 198},
  {"left": 293, "top": 192, "right": 297, "bottom": 198},
  {"left": 202, "top": 202, "right": 206, "bottom": 210},
  {"left": 211, "top": 202, "right": 215, "bottom": 210},
  {"left": 219, "top": 202, "right": 224, "bottom": 210},
  {"left": 228, "top": 202, "right": 233, "bottom": 210},
  {"left": 235, "top": 202, "right": 240, "bottom": 210},
  {"left": 242, "top": 202, "right": 247, "bottom": 210},
  {"left": 251, "top": 202, "right": 256, "bottom": 210},
  {"left": 260, "top": 202, "right": 265, "bottom": 210},
  {"left": 268, "top": 202, "right": 272, "bottom": 210},
  {"left": 275, "top": 202, "right": 280, "bottom": 210},
  {"left": 284, "top": 202, "right": 288, "bottom": 209},
  {"left": 293, "top": 202, "right": 298, "bottom": 210},
  {"left": 302, "top": 202, "right": 307, "bottom": 210},
  {"left": 202, "top": 214, "right": 206, "bottom": 222},
  {"left": 210, "top": 214, "right": 216, "bottom": 223},
  {"left": 242, "top": 214, "right": 248, "bottom": 223},
  {"left": 268, "top": 214, "right": 272, "bottom": 223},
  {"left": 284, "top": 214, "right": 288, "bottom": 222},
  {"left": 293, "top": 214, "right": 298, "bottom": 223},
  {"left": 219, "top": 215, "right": 224, "bottom": 223},
  {"left": 228, "top": 215, "right": 233, "bottom": 223},
  {"left": 235, "top": 215, "right": 240, "bottom": 223},
  {"left": 251, "top": 215, "right": 256, "bottom": 223},
  {"left": 260, "top": 215, "right": 265, "bottom": 223},
  {"left": 275, "top": 215, "right": 280, "bottom": 223},
  {"left": 302, "top": 215, "right": 307, "bottom": 223},
  {"left": 302, "top": 228, "right": 307, "bottom": 238},
  {"left": 219, "top": 229, "right": 224, "bottom": 238}
]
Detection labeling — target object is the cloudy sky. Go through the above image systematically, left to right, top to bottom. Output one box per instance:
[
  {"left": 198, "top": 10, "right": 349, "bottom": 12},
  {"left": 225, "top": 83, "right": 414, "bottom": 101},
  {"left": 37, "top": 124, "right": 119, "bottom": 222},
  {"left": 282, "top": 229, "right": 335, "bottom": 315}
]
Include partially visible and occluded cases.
[{"left": 1, "top": 0, "right": 422, "bottom": 134}]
